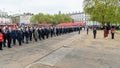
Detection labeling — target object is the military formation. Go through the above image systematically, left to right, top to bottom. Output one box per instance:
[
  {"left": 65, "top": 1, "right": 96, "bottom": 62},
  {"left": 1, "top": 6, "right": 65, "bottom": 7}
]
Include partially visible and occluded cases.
[{"left": 0, "top": 25, "right": 82, "bottom": 50}]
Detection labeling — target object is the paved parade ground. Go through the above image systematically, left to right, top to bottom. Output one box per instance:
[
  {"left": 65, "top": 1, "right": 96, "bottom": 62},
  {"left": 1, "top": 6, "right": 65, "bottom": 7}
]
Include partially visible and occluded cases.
[{"left": 0, "top": 30, "right": 120, "bottom": 68}]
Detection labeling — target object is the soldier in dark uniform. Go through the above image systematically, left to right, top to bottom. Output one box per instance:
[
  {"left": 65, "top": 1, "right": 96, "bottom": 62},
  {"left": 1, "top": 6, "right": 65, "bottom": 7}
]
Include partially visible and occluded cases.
[
  {"left": 2, "top": 27, "right": 7, "bottom": 47},
  {"left": 6, "top": 27, "right": 12, "bottom": 48},
  {"left": 21, "top": 27, "right": 25, "bottom": 43},
  {"left": 24, "top": 27, "right": 29, "bottom": 44},
  {"left": 29, "top": 27, "right": 33, "bottom": 41},
  {"left": 38, "top": 27, "right": 42, "bottom": 40},
  {"left": 41, "top": 27, "right": 45, "bottom": 40},
  {"left": 45, "top": 27, "right": 50, "bottom": 39},
  {"left": 50, "top": 27, "right": 54, "bottom": 38},
  {"left": 53, "top": 27, "right": 56, "bottom": 36},
  {"left": 56, "top": 27, "right": 59, "bottom": 36},
  {"left": 59, "top": 27, "right": 62, "bottom": 35},
  {"left": 62, "top": 27, "right": 64, "bottom": 34},
  {"left": 64, "top": 27, "right": 67, "bottom": 34},
  {"left": 66, "top": 27, "right": 69, "bottom": 33},
  {"left": 11, "top": 28, "right": 17, "bottom": 45},
  {"left": 16, "top": 28, "right": 22, "bottom": 46},
  {"left": 33, "top": 28, "right": 39, "bottom": 42}
]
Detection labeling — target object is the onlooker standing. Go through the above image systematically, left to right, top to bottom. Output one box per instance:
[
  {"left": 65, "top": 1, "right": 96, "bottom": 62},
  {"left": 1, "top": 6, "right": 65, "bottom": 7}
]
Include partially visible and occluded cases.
[
  {"left": 78, "top": 26, "right": 82, "bottom": 34},
  {"left": 86, "top": 26, "right": 89, "bottom": 35},
  {"left": 93, "top": 26, "right": 97, "bottom": 39},
  {"left": 104, "top": 26, "right": 108, "bottom": 38},
  {"left": 111, "top": 26, "right": 115, "bottom": 39},
  {"left": 0, "top": 29, "right": 4, "bottom": 50}
]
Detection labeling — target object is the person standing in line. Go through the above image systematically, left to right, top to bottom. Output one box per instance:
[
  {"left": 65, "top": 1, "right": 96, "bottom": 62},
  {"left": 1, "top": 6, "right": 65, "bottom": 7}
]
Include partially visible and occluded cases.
[
  {"left": 53, "top": 26, "right": 56, "bottom": 36},
  {"left": 93, "top": 26, "right": 97, "bottom": 39},
  {"left": 111, "top": 26, "right": 115, "bottom": 39},
  {"left": 2, "top": 27, "right": 7, "bottom": 47},
  {"left": 6, "top": 27, "right": 12, "bottom": 48},
  {"left": 21, "top": 27, "right": 25, "bottom": 43},
  {"left": 24, "top": 27, "right": 29, "bottom": 44},
  {"left": 29, "top": 27, "right": 33, "bottom": 41},
  {"left": 38, "top": 27, "right": 42, "bottom": 40},
  {"left": 41, "top": 27, "right": 45, "bottom": 40},
  {"left": 45, "top": 27, "right": 50, "bottom": 39},
  {"left": 50, "top": 27, "right": 54, "bottom": 38},
  {"left": 56, "top": 27, "right": 59, "bottom": 36},
  {"left": 11, "top": 28, "right": 17, "bottom": 46},
  {"left": 16, "top": 28, "right": 22, "bottom": 46},
  {"left": 33, "top": 28, "right": 39, "bottom": 42},
  {"left": 0, "top": 29, "right": 4, "bottom": 50}
]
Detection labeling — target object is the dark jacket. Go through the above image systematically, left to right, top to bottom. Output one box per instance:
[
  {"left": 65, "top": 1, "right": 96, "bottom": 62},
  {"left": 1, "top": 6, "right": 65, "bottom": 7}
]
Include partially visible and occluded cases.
[
  {"left": 93, "top": 28, "right": 97, "bottom": 34},
  {"left": 6, "top": 30, "right": 12, "bottom": 40},
  {"left": 11, "top": 30, "right": 17, "bottom": 39},
  {"left": 16, "top": 30, "right": 22, "bottom": 39},
  {"left": 24, "top": 30, "right": 29, "bottom": 38}
]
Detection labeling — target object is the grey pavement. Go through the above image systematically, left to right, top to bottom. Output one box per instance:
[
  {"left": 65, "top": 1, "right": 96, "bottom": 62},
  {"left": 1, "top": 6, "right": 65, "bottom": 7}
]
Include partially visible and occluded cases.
[
  {"left": 1, "top": 30, "right": 120, "bottom": 68},
  {"left": 28, "top": 30, "right": 120, "bottom": 68},
  {"left": 0, "top": 32, "right": 79, "bottom": 68}
]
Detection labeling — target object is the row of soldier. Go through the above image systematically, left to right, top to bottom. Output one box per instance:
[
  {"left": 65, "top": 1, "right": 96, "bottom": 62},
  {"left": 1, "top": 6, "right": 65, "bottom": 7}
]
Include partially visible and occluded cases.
[{"left": 0, "top": 26, "right": 82, "bottom": 50}]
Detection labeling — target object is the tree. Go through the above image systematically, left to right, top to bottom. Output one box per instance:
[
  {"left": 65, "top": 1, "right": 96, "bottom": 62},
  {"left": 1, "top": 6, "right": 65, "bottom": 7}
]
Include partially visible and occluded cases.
[
  {"left": 83, "top": 0, "right": 120, "bottom": 25},
  {"left": 30, "top": 13, "right": 72, "bottom": 24},
  {"left": 53, "top": 14, "right": 72, "bottom": 24}
]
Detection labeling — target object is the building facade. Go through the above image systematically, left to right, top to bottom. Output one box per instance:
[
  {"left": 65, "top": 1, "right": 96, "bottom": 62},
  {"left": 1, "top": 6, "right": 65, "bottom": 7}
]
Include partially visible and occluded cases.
[
  {"left": 0, "top": 10, "right": 12, "bottom": 23},
  {"left": 68, "top": 12, "right": 101, "bottom": 26},
  {"left": 69, "top": 12, "right": 89, "bottom": 22},
  {"left": 12, "top": 13, "right": 34, "bottom": 24}
]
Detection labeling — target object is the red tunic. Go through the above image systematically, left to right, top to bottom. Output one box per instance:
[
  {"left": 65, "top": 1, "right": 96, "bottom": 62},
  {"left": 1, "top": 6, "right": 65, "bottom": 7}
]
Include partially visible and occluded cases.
[
  {"left": 111, "top": 28, "right": 115, "bottom": 34},
  {"left": 104, "top": 29, "right": 108, "bottom": 38},
  {"left": 0, "top": 33, "right": 3, "bottom": 42}
]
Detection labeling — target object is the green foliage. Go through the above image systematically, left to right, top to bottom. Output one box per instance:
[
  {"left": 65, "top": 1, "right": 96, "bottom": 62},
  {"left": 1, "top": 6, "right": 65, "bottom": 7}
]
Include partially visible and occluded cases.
[
  {"left": 83, "top": 0, "right": 120, "bottom": 25},
  {"left": 30, "top": 13, "right": 72, "bottom": 24},
  {"left": 53, "top": 14, "right": 72, "bottom": 24}
]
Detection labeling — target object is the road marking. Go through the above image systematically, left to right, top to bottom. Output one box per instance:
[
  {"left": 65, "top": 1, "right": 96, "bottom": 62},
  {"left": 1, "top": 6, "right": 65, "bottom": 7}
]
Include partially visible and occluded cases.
[{"left": 25, "top": 46, "right": 73, "bottom": 68}]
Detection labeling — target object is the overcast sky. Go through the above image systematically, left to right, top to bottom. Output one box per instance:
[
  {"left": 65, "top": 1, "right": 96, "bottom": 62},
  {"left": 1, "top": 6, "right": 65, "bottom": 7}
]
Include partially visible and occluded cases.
[{"left": 0, "top": 0, "right": 84, "bottom": 15}]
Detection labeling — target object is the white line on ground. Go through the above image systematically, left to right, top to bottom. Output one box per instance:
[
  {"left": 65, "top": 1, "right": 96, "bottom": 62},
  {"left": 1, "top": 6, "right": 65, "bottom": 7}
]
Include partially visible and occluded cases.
[{"left": 25, "top": 46, "right": 73, "bottom": 68}]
